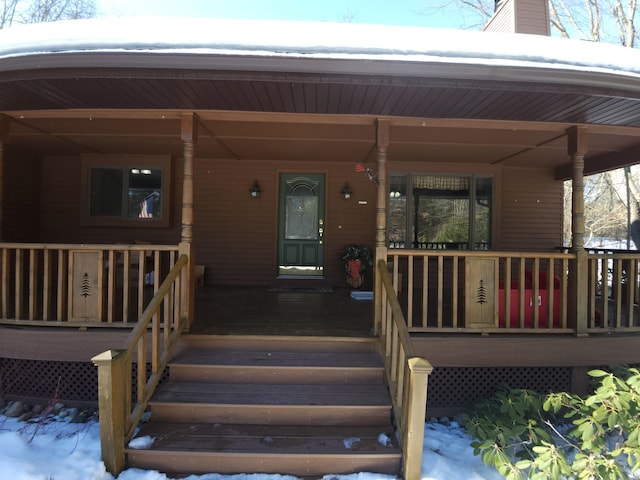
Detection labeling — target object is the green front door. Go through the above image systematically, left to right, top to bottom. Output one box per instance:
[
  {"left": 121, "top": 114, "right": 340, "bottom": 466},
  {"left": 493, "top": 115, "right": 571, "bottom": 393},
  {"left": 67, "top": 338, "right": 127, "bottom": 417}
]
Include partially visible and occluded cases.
[{"left": 278, "top": 173, "right": 325, "bottom": 277}]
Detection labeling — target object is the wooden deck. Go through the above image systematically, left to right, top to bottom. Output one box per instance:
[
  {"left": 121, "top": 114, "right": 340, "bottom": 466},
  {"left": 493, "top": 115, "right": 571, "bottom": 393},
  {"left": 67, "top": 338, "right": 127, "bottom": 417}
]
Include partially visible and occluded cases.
[{"left": 192, "top": 286, "right": 375, "bottom": 337}]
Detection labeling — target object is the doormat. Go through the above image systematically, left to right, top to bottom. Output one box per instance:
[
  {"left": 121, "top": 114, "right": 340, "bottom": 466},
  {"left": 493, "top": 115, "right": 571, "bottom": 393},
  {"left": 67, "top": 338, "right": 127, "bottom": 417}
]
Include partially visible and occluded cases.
[{"left": 267, "top": 287, "right": 333, "bottom": 293}]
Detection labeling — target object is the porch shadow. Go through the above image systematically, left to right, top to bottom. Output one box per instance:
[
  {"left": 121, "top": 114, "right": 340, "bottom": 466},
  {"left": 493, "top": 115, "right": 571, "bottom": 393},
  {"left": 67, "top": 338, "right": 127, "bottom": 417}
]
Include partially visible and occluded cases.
[{"left": 192, "top": 286, "right": 375, "bottom": 337}]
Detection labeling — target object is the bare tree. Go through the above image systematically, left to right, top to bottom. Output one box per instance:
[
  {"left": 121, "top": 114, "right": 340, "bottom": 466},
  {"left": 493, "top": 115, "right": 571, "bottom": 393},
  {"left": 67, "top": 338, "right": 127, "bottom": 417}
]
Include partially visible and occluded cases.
[
  {"left": 0, "top": 0, "right": 96, "bottom": 28},
  {"left": 0, "top": 0, "right": 20, "bottom": 28},
  {"left": 20, "top": 0, "right": 96, "bottom": 23},
  {"left": 422, "top": 0, "right": 639, "bottom": 46}
]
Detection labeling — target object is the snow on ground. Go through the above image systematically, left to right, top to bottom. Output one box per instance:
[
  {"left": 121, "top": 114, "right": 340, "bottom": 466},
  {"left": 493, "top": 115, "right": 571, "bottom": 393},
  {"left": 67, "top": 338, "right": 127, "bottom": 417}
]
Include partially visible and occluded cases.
[{"left": 0, "top": 413, "right": 502, "bottom": 480}]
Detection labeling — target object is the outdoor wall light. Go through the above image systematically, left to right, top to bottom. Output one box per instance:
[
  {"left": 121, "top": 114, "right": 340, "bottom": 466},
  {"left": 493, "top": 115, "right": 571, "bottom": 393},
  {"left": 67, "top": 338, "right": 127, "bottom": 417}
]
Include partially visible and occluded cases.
[
  {"left": 250, "top": 180, "right": 261, "bottom": 198},
  {"left": 342, "top": 182, "right": 352, "bottom": 200}
]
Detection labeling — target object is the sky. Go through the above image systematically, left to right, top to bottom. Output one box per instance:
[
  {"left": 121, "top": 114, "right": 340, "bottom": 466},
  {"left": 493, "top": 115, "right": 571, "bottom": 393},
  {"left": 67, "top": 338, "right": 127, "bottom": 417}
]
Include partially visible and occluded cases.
[
  {"left": 96, "top": 0, "right": 476, "bottom": 30},
  {"left": 0, "top": 413, "right": 503, "bottom": 480}
]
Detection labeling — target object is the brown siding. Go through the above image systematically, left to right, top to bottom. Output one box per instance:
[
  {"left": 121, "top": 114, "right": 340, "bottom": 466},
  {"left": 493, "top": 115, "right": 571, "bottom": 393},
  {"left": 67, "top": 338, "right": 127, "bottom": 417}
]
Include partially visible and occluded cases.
[
  {"left": 484, "top": 0, "right": 550, "bottom": 35},
  {"left": 514, "top": 0, "right": 550, "bottom": 35},
  {"left": 3, "top": 149, "right": 40, "bottom": 242},
  {"left": 39, "top": 156, "right": 182, "bottom": 244},
  {"left": 193, "top": 159, "right": 377, "bottom": 288},
  {"left": 500, "top": 167, "right": 563, "bottom": 250}
]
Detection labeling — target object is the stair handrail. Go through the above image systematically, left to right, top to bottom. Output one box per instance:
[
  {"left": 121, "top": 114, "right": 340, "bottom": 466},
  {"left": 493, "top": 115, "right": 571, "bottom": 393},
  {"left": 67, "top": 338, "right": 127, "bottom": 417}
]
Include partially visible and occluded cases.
[
  {"left": 92, "top": 253, "right": 189, "bottom": 476},
  {"left": 376, "top": 258, "right": 433, "bottom": 480}
]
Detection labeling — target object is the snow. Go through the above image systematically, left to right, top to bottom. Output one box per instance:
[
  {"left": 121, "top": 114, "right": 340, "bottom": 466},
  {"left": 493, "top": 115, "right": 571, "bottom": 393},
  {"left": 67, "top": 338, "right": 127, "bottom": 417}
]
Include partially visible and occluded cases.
[
  {"left": 0, "top": 17, "right": 639, "bottom": 81},
  {"left": 0, "top": 414, "right": 503, "bottom": 480}
]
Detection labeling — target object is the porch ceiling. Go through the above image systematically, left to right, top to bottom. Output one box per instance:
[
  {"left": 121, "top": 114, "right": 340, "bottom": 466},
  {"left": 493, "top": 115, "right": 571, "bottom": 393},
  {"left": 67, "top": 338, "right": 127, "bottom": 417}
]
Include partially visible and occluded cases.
[
  {"left": 2, "top": 65, "right": 640, "bottom": 177},
  {"left": 5, "top": 110, "right": 640, "bottom": 177}
]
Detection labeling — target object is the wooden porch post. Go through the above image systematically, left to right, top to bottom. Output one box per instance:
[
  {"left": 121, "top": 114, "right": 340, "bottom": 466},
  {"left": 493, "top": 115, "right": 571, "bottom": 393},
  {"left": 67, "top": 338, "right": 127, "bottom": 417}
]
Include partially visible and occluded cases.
[
  {"left": 180, "top": 113, "right": 197, "bottom": 329},
  {"left": 0, "top": 115, "right": 8, "bottom": 242},
  {"left": 374, "top": 118, "right": 390, "bottom": 335},
  {"left": 568, "top": 126, "right": 589, "bottom": 336},
  {"left": 92, "top": 350, "right": 128, "bottom": 476},
  {"left": 403, "top": 357, "right": 433, "bottom": 480}
]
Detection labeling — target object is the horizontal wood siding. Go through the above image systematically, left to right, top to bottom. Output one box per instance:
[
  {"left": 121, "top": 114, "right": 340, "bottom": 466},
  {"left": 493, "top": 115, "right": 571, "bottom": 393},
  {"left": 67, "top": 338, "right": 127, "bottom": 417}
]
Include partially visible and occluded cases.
[
  {"left": 484, "top": 0, "right": 550, "bottom": 35},
  {"left": 514, "top": 0, "right": 550, "bottom": 35},
  {"left": 483, "top": 1, "right": 514, "bottom": 33},
  {"left": 3, "top": 150, "right": 40, "bottom": 242},
  {"left": 39, "top": 156, "right": 182, "bottom": 244},
  {"left": 193, "top": 159, "right": 377, "bottom": 287},
  {"left": 500, "top": 167, "right": 563, "bottom": 250}
]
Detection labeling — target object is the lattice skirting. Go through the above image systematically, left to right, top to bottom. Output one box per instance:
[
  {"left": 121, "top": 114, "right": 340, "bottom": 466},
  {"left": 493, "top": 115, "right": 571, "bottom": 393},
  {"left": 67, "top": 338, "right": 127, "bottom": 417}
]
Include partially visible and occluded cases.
[
  {"left": 0, "top": 358, "right": 168, "bottom": 406},
  {"left": 0, "top": 358, "right": 613, "bottom": 416},
  {"left": 427, "top": 366, "right": 573, "bottom": 416}
]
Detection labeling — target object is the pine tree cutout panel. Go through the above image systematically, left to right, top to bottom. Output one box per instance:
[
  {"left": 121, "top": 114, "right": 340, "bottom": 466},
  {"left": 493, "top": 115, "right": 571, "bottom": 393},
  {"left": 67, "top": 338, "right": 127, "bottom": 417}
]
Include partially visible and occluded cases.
[
  {"left": 70, "top": 251, "right": 102, "bottom": 322},
  {"left": 464, "top": 257, "right": 497, "bottom": 328}
]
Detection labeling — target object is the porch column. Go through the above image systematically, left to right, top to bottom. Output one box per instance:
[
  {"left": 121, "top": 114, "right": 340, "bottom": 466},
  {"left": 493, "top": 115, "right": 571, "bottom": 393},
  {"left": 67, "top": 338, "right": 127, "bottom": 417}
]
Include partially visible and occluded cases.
[
  {"left": 180, "top": 113, "right": 197, "bottom": 329},
  {"left": 0, "top": 115, "right": 8, "bottom": 242},
  {"left": 374, "top": 118, "right": 390, "bottom": 335},
  {"left": 567, "top": 126, "right": 588, "bottom": 336}
]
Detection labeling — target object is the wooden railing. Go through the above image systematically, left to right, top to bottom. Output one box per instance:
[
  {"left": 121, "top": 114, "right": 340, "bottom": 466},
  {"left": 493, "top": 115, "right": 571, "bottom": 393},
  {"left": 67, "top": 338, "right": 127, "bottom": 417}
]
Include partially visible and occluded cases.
[
  {"left": 0, "top": 243, "right": 180, "bottom": 327},
  {"left": 585, "top": 249, "right": 640, "bottom": 333},
  {"left": 387, "top": 250, "right": 574, "bottom": 334},
  {"left": 92, "top": 253, "right": 188, "bottom": 475},
  {"left": 376, "top": 259, "right": 433, "bottom": 480}
]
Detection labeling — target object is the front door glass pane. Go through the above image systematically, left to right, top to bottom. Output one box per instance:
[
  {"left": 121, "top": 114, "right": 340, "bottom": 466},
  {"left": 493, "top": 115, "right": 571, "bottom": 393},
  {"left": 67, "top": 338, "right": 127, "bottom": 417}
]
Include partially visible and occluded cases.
[{"left": 285, "top": 194, "right": 318, "bottom": 240}]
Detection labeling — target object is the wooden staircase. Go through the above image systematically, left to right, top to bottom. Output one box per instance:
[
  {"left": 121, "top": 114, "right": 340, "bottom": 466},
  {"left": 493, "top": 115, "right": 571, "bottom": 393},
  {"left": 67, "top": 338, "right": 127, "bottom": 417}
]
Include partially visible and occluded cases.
[{"left": 126, "top": 335, "right": 401, "bottom": 477}]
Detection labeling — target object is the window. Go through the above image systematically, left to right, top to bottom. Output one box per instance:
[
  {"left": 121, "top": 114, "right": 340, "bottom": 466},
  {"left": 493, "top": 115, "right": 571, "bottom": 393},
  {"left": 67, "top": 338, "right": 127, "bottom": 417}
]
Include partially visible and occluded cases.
[
  {"left": 81, "top": 155, "right": 171, "bottom": 227},
  {"left": 388, "top": 174, "right": 492, "bottom": 250}
]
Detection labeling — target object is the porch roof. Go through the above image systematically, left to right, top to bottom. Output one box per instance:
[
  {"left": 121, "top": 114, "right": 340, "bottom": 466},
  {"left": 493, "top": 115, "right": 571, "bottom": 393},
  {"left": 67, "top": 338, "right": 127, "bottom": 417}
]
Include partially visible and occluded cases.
[{"left": 1, "top": 18, "right": 640, "bottom": 177}]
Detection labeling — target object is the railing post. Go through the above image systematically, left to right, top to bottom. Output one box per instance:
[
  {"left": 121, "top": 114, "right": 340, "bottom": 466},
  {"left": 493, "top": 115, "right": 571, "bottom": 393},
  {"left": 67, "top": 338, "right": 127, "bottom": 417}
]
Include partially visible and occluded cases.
[
  {"left": 374, "top": 118, "right": 389, "bottom": 336},
  {"left": 568, "top": 126, "right": 588, "bottom": 336},
  {"left": 178, "top": 242, "right": 194, "bottom": 330},
  {"left": 570, "top": 249, "right": 589, "bottom": 335},
  {"left": 92, "top": 349, "right": 128, "bottom": 476},
  {"left": 402, "top": 356, "right": 432, "bottom": 480}
]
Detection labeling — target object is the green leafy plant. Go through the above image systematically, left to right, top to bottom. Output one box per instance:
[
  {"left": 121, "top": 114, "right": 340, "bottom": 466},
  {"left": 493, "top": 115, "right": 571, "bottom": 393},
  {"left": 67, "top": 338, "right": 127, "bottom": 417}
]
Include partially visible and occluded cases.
[
  {"left": 339, "top": 244, "right": 374, "bottom": 267},
  {"left": 462, "top": 367, "right": 640, "bottom": 479}
]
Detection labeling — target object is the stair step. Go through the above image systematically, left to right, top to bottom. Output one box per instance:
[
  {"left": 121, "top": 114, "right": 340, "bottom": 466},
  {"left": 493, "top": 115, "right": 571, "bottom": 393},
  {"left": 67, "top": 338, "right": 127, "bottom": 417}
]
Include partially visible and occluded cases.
[
  {"left": 177, "top": 335, "right": 381, "bottom": 356},
  {"left": 128, "top": 336, "right": 399, "bottom": 476},
  {"left": 169, "top": 348, "right": 384, "bottom": 384},
  {"left": 150, "top": 382, "right": 392, "bottom": 425},
  {"left": 126, "top": 423, "right": 401, "bottom": 476}
]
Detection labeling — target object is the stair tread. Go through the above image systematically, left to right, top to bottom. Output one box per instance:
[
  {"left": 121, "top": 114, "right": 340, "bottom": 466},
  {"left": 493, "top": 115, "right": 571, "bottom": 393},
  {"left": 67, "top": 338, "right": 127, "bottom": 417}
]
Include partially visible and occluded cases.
[
  {"left": 171, "top": 349, "right": 383, "bottom": 368},
  {"left": 152, "top": 382, "right": 391, "bottom": 406},
  {"left": 128, "top": 422, "right": 400, "bottom": 455}
]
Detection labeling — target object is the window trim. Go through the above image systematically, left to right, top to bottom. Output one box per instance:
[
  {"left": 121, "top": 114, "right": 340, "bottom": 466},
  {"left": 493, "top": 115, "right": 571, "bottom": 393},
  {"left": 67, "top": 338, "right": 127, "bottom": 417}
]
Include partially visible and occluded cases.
[
  {"left": 81, "top": 155, "right": 172, "bottom": 227},
  {"left": 388, "top": 172, "right": 494, "bottom": 250}
]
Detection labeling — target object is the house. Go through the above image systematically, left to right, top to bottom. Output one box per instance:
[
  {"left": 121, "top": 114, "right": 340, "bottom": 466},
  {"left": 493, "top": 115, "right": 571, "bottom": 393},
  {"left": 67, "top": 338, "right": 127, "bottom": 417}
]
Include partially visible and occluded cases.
[{"left": 1, "top": 1, "right": 640, "bottom": 477}]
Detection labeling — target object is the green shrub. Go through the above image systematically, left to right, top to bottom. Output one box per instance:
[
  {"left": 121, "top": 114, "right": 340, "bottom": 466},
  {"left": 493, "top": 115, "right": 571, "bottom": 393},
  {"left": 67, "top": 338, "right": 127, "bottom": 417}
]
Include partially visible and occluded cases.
[{"left": 462, "top": 366, "right": 640, "bottom": 479}]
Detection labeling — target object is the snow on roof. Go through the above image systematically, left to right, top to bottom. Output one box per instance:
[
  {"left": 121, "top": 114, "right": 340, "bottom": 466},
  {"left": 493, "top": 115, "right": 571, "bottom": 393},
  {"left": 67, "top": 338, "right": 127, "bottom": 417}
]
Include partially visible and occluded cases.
[{"left": 0, "top": 17, "right": 639, "bottom": 80}]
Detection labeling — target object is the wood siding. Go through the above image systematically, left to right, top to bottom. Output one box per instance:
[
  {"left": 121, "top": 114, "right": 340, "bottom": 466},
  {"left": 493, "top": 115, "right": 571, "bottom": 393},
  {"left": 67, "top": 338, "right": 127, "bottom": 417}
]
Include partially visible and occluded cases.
[
  {"left": 484, "top": 0, "right": 550, "bottom": 36},
  {"left": 3, "top": 149, "right": 40, "bottom": 242},
  {"left": 30, "top": 151, "right": 560, "bottom": 288},
  {"left": 39, "top": 155, "right": 182, "bottom": 244},
  {"left": 193, "top": 159, "right": 377, "bottom": 288},
  {"left": 500, "top": 167, "right": 563, "bottom": 250}
]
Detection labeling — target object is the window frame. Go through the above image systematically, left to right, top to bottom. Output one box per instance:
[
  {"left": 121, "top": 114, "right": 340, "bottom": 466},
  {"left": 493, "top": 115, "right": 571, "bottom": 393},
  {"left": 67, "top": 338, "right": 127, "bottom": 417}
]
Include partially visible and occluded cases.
[
  {"left": 80, "top": 155, "right": 172, "bottom": 227},
  {"left": 388, "top": 172, "right": 494, "bottom": 250}
]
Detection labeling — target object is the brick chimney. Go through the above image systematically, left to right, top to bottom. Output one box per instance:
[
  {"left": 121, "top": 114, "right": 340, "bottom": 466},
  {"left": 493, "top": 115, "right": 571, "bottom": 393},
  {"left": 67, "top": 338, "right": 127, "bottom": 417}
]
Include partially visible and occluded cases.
[{"left": 484, "top": 0, "right": 550, "bottom": 35}]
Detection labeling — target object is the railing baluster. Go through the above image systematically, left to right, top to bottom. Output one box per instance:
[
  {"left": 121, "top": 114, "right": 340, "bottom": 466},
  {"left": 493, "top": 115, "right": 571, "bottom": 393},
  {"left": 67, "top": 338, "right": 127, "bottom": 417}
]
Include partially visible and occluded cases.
[
  {"left": 1, "top": 248, "right": 7, "bottom": 319},
  {"left": 15, "top": 248, "right": 23, "bottom": 319},
  {"left": 28, "top": 248, "right": 37, "bottom": 320},
  {"left": 43, "top": 249, "right": 51, "bottom": 321},
  {"left": 57, "top": 250, "right": 66, "bottom": 321},
  {"left": 107, "top": 250, "right": 115, "bottom": 324},
  {"left": 123, "top": 250, "right": 130, "bottom": 324},
  {"left": 452, "top": 255, "right": 458, "bottom": 328},
  {"left": 407, "top": 256, "right": 414, "bottom": 328},
  {"left": 422, "top": 256, "right": 428, "bottom": 328},
  {"left": 437, "top": 256, "right": 443, "bottom": 328}
]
